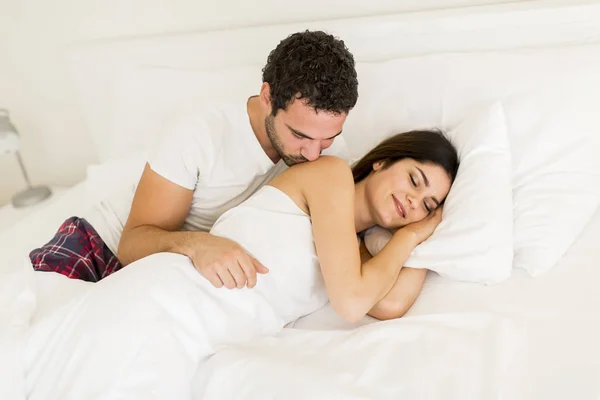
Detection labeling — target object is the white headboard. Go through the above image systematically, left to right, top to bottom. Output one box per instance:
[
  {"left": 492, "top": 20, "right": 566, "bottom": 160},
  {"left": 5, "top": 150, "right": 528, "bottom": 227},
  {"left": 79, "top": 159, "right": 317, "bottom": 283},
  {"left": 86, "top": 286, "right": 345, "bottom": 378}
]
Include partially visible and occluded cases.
[{"left": 65, "top": 0, "right": 600, "bottom": 162}]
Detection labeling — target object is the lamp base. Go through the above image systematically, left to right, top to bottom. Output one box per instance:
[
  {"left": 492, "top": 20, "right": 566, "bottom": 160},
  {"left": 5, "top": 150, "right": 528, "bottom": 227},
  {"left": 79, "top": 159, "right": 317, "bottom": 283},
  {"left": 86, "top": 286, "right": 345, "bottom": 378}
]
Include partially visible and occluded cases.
[{"left": 11, "top": 186, "right": 52, "bottom": 208}]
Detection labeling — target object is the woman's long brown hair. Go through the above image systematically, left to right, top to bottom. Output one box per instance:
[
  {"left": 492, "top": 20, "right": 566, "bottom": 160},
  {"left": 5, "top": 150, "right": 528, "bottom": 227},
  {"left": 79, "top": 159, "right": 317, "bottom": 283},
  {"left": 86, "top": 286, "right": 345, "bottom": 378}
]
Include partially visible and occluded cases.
[{"left": 352, "top": 130, "right": 459, "bottom": 183}]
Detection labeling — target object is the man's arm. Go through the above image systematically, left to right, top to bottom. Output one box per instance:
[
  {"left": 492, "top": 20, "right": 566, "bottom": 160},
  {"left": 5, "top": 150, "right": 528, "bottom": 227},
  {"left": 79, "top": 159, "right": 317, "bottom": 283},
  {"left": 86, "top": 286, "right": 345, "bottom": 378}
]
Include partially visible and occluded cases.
[
  {"left": 118, "top": 163, "right": 267, "bottom": 289},
  {"left": 118, "top": 163, "right": 195, "bottom": 265}
]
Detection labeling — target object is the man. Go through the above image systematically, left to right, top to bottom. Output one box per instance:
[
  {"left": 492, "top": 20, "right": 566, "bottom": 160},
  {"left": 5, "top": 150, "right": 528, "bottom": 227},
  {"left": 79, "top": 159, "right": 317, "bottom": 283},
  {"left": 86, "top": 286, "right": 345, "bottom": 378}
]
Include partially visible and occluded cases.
[
  {"left": 118, "top": 29, "right": 358, "bottom": 289},
  {"left": 30, "top": 30, "right": 358, "bottom": 286}
]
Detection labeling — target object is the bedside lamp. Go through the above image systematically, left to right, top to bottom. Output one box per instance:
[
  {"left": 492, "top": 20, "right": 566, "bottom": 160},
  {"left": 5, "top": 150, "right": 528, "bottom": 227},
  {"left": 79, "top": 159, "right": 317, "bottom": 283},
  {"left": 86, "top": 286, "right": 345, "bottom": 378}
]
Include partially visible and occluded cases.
[{"left": 0, "top": 109, "right": 52, "bottom": 208}]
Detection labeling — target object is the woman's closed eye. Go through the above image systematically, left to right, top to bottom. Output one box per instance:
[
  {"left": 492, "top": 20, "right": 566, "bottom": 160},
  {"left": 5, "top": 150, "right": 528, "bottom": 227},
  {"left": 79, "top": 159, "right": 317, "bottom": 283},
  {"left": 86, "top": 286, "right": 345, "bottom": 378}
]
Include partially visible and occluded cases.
[
  {"left": 410, "top": 174, "right": 418, "bottom": 187},
  {"left": 424, "top": 201, "right": 432, "bottom": 214}
]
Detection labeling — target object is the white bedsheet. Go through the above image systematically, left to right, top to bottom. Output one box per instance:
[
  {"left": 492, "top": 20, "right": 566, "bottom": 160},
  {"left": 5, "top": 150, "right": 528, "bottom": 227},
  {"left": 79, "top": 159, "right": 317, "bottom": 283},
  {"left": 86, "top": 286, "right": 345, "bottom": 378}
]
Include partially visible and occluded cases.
[
  {"left": 1, "top": 183, "right": 599, "bottom": 399},
  {"left": 1, "top": 257, "right": 523, "bottom": 400},
  {"left": 193, "top": 313, "right": 522, "bottom": 400}
]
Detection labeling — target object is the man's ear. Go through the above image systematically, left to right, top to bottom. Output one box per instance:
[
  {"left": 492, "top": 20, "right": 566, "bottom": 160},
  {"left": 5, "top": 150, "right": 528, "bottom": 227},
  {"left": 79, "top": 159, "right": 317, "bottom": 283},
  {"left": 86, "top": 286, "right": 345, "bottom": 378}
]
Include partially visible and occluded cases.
[{"left": 259, "top": 82, "right": 272, "bottom": 112}]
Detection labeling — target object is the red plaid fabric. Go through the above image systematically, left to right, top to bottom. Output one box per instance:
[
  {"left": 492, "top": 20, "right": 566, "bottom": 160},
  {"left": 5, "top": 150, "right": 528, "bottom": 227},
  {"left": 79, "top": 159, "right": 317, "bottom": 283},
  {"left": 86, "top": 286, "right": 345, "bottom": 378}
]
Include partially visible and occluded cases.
[{"left": 29, "top": 217, "right": 123, "bottom": 282}]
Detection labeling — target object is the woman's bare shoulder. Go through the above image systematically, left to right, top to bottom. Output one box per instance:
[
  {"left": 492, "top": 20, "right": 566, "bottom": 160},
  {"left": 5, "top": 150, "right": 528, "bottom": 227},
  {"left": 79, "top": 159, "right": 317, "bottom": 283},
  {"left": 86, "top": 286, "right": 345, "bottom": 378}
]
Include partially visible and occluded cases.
[
  {"left": 294, "top": 155, "right": 352, "bottom": 179},
  {"left": 268, "top": 156, "right": 355, "bottom": 213},
  {"left": 275, "top": 156, "right": 353, "bottom": 189}
]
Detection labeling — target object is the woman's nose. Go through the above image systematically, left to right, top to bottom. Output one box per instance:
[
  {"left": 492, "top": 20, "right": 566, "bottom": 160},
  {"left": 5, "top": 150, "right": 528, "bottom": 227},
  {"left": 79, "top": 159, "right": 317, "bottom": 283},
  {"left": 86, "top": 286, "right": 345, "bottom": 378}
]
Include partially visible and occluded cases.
[{"left": 407, "top": 193, "right": 420, "bottom": 209}]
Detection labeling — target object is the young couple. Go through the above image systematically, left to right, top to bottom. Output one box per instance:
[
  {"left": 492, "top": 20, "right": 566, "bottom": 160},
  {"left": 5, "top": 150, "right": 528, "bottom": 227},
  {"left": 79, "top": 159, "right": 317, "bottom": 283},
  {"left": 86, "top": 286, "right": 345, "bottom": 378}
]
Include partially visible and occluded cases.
[{"left": 30, "top": 30, "right": 458, "bottom": 324}]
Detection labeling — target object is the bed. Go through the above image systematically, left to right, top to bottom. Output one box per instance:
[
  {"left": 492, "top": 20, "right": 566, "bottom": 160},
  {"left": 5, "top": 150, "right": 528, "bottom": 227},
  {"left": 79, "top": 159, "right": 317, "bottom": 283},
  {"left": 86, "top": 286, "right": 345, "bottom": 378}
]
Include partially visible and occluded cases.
[
  {"left": 2, "top": 1, "right": 600, "bottom": 399},
  {"left": 1, "top": 181, "right": 599, "bottom": 399}
]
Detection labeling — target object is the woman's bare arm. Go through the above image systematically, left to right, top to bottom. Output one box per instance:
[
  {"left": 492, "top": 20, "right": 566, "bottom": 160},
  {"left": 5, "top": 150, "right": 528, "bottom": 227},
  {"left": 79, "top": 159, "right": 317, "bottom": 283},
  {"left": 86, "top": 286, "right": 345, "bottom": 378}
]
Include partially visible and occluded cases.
[{"left": 359, "top": 241, "right": 427, "bottom": 320}]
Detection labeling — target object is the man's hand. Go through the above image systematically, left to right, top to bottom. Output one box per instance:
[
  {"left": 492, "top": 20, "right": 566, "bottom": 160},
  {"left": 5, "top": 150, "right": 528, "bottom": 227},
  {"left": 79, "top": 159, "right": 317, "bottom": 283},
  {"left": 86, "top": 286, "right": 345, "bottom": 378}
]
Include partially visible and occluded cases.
[
  {"left": 118, "top": 164, "right": 268, "bottom": 289},
  {"left": 189, "top": 234, "right": 269, "bottom": 289}
]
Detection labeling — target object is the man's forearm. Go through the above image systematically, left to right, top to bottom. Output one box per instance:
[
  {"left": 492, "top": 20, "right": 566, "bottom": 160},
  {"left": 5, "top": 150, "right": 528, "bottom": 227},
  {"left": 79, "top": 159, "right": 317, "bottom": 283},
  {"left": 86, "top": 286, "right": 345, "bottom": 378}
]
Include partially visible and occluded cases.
[{"left": 117, "top": 226, "right": 208, "bottom": 266}]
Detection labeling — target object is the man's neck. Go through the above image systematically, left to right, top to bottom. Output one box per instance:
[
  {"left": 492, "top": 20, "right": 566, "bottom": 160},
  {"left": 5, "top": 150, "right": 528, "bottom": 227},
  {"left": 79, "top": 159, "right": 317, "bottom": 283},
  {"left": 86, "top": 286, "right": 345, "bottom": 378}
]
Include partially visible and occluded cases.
[{"left": 247, "top": 96, "right": 280, "bottom": 163}]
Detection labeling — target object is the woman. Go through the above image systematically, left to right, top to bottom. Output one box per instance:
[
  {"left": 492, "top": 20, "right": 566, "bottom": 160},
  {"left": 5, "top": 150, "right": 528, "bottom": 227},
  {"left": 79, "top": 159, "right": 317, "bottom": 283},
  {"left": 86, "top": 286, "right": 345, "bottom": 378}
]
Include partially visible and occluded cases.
[
  {"left": 263, "top": 128, "right": 457, "bottom": 322},
  {"left": 25, "top": 130, "right": 458, "bottom": 397}
]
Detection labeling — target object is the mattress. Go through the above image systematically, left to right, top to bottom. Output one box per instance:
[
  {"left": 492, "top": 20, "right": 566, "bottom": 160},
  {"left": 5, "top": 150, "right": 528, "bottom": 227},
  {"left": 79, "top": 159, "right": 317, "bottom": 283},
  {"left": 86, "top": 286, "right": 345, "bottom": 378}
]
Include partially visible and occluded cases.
[{"left": 1, "top": 181, "right": 599, "bottom": 399}]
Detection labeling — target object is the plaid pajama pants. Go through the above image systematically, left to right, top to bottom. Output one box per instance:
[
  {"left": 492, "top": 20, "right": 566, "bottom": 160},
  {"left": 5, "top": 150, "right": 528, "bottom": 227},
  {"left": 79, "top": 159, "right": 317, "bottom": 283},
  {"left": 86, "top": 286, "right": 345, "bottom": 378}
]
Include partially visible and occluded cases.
[{"left": 29, "top": 217, "right": 123, "bottom": 282}]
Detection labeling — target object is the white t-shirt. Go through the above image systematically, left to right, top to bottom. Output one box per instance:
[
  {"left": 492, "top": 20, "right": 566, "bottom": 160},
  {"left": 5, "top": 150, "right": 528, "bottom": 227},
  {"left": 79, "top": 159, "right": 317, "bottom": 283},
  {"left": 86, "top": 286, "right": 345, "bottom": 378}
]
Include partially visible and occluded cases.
[{"left": 85, "top": 101, "right": 349, "bottom": 255}]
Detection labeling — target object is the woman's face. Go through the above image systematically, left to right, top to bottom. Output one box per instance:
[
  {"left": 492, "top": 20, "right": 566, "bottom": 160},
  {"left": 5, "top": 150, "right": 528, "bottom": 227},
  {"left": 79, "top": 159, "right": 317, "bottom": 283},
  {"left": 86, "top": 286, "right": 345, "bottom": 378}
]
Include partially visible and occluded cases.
[{"left": 365, "top": 158, "right": 452, "bottom": 229}]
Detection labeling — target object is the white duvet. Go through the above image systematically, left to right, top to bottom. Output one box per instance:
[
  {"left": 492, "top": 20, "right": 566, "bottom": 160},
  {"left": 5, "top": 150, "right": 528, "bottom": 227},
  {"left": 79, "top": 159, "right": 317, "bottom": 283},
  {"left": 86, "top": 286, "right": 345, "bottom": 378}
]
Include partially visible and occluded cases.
[{"left": 0, "top": 254, "right": 523, "bottom": 400}]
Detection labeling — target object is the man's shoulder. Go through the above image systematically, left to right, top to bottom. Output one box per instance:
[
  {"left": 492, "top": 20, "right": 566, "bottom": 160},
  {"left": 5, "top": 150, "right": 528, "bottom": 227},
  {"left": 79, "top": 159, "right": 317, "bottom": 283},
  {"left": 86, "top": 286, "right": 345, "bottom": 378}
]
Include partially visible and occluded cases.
[
  {"left": 147, "top": 101, "right": 251, "bottom": 187},
  {"left": 158, "top": 101, "right": 251, "bottom": 162}
]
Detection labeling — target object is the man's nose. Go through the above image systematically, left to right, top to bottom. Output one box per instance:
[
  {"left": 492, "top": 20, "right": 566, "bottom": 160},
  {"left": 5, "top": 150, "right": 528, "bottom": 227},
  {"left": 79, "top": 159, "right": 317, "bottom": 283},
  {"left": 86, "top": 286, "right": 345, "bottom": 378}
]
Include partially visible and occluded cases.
[{"left": 301, "top": 141, "right": 321, "bottom": 161}]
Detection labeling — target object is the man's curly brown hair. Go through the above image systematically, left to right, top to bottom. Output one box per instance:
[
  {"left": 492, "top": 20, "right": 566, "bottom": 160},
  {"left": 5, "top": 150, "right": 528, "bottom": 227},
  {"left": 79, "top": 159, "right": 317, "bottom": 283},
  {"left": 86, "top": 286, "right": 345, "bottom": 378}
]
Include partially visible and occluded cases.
[{"left": 262, "top": 30, "right": 359, "bottom": 116}]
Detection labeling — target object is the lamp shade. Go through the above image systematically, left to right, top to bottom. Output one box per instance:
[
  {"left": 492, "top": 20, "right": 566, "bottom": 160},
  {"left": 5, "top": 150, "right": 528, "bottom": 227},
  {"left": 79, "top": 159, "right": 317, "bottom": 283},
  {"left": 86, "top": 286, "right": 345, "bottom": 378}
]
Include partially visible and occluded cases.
[{"left": 0, "top": 109, "right": 20, "bottom": 155}]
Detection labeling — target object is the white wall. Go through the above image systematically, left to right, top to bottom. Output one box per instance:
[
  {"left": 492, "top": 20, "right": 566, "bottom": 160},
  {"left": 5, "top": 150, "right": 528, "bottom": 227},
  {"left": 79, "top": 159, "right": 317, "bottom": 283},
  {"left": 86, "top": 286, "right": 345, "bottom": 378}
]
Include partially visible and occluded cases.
[{"left": 0, "top": 0, "right": 521, "bottom": 205}]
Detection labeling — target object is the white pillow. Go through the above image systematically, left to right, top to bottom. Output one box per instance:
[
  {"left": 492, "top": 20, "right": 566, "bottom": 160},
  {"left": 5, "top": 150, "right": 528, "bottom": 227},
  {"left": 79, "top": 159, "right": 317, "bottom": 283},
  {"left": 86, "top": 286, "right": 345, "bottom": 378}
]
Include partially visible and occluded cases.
[
  {"left": 103, "top": 65, "right": 351, "bottom": 164},
  {"left": 104, "top": 65, "right": 262, "bottom": 159},
  {"left": 504, "top": 71, "right": 600, "bottom": 276},
  {"left": 364, "top": 102, "right": 513, "bottom": 285},
  {"left": 84, "top": 150, "right": 147, "bottom": 204}
]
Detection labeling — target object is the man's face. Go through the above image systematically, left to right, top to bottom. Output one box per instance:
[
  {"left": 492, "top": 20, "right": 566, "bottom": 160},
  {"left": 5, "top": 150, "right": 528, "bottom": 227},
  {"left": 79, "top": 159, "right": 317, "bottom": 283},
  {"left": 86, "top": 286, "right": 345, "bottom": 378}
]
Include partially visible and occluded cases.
[{"left": 265, "top": 99, "right": 347, "bottom": 166}]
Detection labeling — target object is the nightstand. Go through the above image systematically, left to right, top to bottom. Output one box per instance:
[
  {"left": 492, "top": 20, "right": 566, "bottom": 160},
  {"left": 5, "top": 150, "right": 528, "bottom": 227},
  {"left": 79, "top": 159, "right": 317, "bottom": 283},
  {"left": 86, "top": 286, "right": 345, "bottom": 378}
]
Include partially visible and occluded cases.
[{"left": 0, "top": 186, "right": 70, "bottom": 234}]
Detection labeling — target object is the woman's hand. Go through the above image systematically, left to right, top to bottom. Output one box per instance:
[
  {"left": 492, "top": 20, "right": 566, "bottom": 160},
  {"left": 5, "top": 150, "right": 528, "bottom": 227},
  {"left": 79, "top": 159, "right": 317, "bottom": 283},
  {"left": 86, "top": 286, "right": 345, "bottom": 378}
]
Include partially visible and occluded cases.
[{"left": 401, "top": 206, "right": 443, "bottom": 244}]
